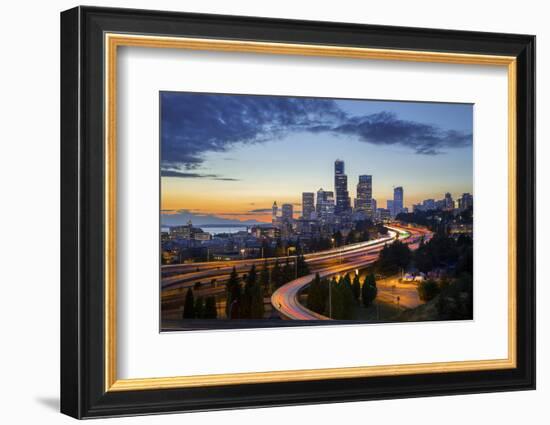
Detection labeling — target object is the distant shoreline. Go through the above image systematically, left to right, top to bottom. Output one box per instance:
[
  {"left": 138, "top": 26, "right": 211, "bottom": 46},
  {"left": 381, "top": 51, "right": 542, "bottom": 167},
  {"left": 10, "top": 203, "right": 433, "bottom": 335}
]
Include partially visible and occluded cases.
[{"left": 162, "top": 223, "right": 270, "bottom": 228}]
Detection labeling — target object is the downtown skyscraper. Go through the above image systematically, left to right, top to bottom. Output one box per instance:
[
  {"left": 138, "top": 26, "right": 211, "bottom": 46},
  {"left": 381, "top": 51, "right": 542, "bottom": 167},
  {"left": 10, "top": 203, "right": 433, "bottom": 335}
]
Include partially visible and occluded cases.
[
  {"left": 334, "top": 159, "right": 351, "bottom": 214},
  {"left": 356, "top": 175, "right": 373, "bottom": 217},
  {"left": 393, "top": 186, "right": 404, "bottom": 216},
  {"left": 316, "top": 188, "right": 335, "bottom": 224},
  {"left": 302, "top": 192, "right": 315, "bottom": 219}
]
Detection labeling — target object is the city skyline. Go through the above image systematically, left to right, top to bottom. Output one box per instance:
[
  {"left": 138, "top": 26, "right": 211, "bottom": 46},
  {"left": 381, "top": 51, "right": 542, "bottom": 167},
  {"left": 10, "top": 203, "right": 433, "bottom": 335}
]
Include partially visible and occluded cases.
[{"left": 161, "top": 92, "right": 473, "bottom": 225}]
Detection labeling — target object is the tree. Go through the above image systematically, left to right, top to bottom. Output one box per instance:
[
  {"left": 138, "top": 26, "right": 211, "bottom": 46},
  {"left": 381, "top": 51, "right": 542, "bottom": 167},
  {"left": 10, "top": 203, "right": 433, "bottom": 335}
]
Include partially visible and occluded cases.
[
  {"left": 377, "top": 225, "right": 388, "bottom": 235},
  {"left": 333, "top": 230, "right": 343, "bottom": 247},
  {"left": 376, "top": 240, "right": 411, "bottom": 276},
  {"left": 296, "top": 254, "right": 310, "bottom": 277},
  {"left": 282, "top": 258, "right": 294, "bottom": 283},
  {"left": 259, "top": 260, "right": 271, "bottom": 294},
  {"left": 271, "top": 260, "right": 284, "bottom": 289},
  {"left": 241, "top": 265, "right": 264, "bottom": 319},
  {"left": 240, "top": 266, "right": 255, "bottom": 318},
  {"left": 225, "top": 267, "right": 241, "bottom": 318},
  {"left": 306, "top": 273, "right": 326, "bottom": 314},
  {"left": 342, "top": 273, "right": 352, "bottom": 289},
  {"left": 351, "top": 273, "right": 361, "bottom": 300},
  {"left": 361, "top": 273, "right": 377, "bottom": 307},
  {"left": 437, "top": 273, "right": 473, "bottom": 320},
  {"left": 249, "top": 274, "right": 265, "bottom": 320},
  {"left": 326, "top": 277, "right": 356, "bottom": 320},
  {"left": 326, "top": 277, "right": 341, "bottom": 318},
  {"left": 339, "top": 278, "right": 357, "bottom": 320},
  {"left": 417, "top": 279, "right": 440, "bottom": 301},
  {"left": 182, "top": 288, "right": 195, "bottom": 319},
  {"left": 194, "top": 296, "right": 205, "bottom": 318},
  {"left": 203, "top": 296, "right": 218, "bottom": 319}
]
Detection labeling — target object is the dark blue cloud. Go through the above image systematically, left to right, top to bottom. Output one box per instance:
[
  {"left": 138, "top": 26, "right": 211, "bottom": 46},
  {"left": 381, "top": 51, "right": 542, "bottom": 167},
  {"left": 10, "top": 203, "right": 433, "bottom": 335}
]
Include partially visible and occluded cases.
[
  {"left": 161, "top": 92, "right": 472, "bottom": 170},
  {"left": 160, "top": 169, "right": 239, "bottom": 181},
  {"left": 248, "top": 208, "right": 273, "bottom": 213}
]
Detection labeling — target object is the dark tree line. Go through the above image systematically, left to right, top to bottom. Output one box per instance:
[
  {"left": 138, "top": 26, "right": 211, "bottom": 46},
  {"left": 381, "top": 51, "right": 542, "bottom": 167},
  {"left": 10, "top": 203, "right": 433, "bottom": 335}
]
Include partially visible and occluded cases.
[
  {"left": 396, "top": 207, "right": 473, "bottom": 234},
  {"left": 413, "top": 234, "right": 474, "bottom": 320},
  {"left": 413, "top": 234, "right": 472, "bottom": 275},
  {"left": 376, "top": 240, "right": 412, "bottom": 276},
  {"left": 220, "top": 257, "right": 310, "bottom": 320},
  {"left": 224, "top": 266, "right": 264, "bottom": 319},
  {"left": 306, "top": 272, "right": 378, "bottom": 320},
  {"left": 182, "top": 288, "right": 217, "bottom": 319}
]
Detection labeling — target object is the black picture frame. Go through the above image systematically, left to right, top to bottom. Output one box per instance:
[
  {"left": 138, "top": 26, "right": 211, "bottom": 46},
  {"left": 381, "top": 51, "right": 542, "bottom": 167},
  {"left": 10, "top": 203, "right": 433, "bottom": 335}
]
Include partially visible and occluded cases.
[{"left": 61, "top": 6, "right": 535, "bottom": 419}]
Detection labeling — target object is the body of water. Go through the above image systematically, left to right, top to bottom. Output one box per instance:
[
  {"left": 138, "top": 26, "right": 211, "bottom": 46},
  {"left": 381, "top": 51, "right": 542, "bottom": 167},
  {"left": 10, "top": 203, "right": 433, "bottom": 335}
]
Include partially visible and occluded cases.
[
  {"left": 161, "top": 225, "right": 248, "bottom": 235},
  {"left": 201, "top": 226, "right": 248, "bottom": 235}
]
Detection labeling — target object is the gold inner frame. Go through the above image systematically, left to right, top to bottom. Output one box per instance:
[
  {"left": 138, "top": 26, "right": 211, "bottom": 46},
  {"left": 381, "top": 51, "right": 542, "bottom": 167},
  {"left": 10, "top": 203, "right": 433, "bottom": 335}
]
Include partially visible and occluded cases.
[{"left": 104, "top": 33, "right": 517, "bottom": 392}]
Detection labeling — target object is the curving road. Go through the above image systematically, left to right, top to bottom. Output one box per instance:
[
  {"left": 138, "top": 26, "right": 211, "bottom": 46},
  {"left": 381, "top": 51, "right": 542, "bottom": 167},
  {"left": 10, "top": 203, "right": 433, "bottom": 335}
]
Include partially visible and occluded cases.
[
  {"left": 270, "top": 224, "right": 432, "bottom": 320},
  {"left": 161, "top": 231, "right": 401, "bottom": 289}
]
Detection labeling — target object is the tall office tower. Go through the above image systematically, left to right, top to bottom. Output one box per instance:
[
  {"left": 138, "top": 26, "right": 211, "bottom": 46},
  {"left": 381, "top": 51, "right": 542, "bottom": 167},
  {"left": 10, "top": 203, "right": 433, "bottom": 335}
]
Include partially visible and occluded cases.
[
  {"left": 334, "top": 159, "right": 350, "bottom": 214},
  {"left": 334, "top": 159, "right": 345, "bottom": 176},
  {"left": 356, "top": 175, "right": 373, "bottom": 217},
  {"left": 393, "top": 186, "right": 404, "bottom": 216},
  {"left": 316, "top": 188, "right": 335, "bottom": 224},
  {"left": 302, "top": 192, "right": 315, "bottom": 219},
  {"left": 444, "top": 192, "right": 454, "bottom": 210},
  {"left": 460, "top": 193, "right": 473, "bottom": 210},
  {"left": 372, "top": 198, "right": 377, "bottom": 214},
  {"left": 422, "top": 199, "right": 436, "bottom": 211},
  {"left": 387, "top": 200, "right": 394, "bottom": 217},
  {"left": 272, "top": 201, "right": 278, "bottom": 224},
  {"left": 281, "top": 203, "right": 294, "bottom": 221}
]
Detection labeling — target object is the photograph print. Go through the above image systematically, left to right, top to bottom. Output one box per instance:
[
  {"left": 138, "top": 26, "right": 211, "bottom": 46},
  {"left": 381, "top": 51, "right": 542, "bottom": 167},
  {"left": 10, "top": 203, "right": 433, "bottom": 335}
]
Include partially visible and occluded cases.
[{"left": 160, "top": 92, "right": 474, "bottom": 331}]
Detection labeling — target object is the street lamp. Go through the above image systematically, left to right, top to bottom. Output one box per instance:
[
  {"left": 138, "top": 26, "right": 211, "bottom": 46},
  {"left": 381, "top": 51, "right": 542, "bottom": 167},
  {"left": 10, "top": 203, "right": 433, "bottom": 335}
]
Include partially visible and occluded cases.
[
  {"left": 287, "top": 246, "right": 297, "bottom": 279},
  {"left": 240, "top": 248, "right": 245, "bottom": 260}
]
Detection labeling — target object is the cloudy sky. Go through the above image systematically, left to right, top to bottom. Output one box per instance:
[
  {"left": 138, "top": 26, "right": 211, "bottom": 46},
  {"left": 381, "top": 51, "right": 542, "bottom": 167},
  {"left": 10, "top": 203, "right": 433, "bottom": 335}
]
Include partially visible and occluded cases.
[{"left": 160, "top": 92, "right": 473, "bottom": 225}]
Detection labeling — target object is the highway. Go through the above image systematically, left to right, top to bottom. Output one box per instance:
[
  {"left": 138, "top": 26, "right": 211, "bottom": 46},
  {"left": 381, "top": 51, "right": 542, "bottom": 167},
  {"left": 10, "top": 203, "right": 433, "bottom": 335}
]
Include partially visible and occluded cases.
[
  {"left": 270, "top": 224, "right": 432, "bottom": 320},
  {"left": 161, "top": 230, "right": 402, "bottom": 290}
]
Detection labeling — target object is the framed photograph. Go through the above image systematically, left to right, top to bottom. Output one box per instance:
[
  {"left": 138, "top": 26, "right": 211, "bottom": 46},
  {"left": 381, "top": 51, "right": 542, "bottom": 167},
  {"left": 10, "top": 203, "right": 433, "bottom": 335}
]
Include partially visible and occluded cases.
[{"left": 60, "top": 6, "right": 535, "bottom": 419}]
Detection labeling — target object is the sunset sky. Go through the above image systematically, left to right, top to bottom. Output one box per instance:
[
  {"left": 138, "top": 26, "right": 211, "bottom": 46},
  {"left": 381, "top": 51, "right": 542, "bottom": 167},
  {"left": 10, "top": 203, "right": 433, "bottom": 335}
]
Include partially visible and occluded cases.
[{"left": 160, "top": 92, "right": 473, "bottom": 225}]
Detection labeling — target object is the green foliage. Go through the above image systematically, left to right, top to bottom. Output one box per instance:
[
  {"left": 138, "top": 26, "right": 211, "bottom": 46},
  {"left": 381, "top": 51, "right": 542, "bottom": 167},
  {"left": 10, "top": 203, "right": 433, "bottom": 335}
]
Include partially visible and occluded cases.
[
  {"left": 377, "top": 225, "right": 388, "bottom": 235},
  {"left": 333, "top": 230, "right": 343, "bottom": 247},
  {"left": 413, "top": 234, "right": 472, "bottom": 275},
  {"left": 414, "top": 234, "right": 459, "bottom": 272},
  {"left": 309, "top": 237, "right": 332, "bottom": 252},
  {"left": 376, "top": 240, "right": 411, "bottom": 275},
  {"left": 296, "top": 254, "right": 310, "bottom": 277},
  {"left": 282, "top": 258, "right": 294, "bottom": 283},
  {"left": 259, "top": 260, "right": 271, "bottom": 294},
  {"left": 271, "top": 260, "right": 284, "bottom": 289},
  {"left": 241, "top": 265, "right": 265, "bottom": 319},
  {"left": 225, "top": 267, "right": 241, "bottom": 318},
  {"left": 306, "top": 273, "right": 327, "bottom": 315},
  {"left": 361, "top": 273, "right": 377, "bottom": 307},
  {"left": 437, "top": 273, "right": 473, "bottom": 320},
  {"left": 351, "top": 274, "right": 361, "bottom": 300},
  {"left": 326, "top": 276, "right": 356, "bottom": 320},
  {"left": 417, "top": 279, "right": 440, "bottom": 301},
  {"left": 182, "top": 288, "right": 195, "bottom": 319},
  {"left": 194, "top": 296, "right": 204, "bottom": 318},
  {"left": 203, "top": 296, "right": 218, "bottom": 319}
]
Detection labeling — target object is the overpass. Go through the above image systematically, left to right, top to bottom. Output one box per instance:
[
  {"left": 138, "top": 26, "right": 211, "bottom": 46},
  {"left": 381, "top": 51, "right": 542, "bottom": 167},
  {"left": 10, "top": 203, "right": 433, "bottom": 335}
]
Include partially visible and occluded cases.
[{"left": 270, "top": 224, "right": 432, "bottom": 320}]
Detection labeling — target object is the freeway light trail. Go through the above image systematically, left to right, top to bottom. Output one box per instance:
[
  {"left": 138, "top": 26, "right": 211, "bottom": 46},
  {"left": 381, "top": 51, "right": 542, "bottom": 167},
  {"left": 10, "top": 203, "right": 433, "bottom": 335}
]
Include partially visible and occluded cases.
[{"left": 270, "top": 224, "right": 432, "bottom": 320}]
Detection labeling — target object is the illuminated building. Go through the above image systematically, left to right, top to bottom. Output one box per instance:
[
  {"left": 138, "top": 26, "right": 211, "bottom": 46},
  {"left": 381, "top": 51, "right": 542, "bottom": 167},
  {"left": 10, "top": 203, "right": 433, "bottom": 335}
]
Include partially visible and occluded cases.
[{"left": 302, "top": 192, "right": 315, "bottom": 219}]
